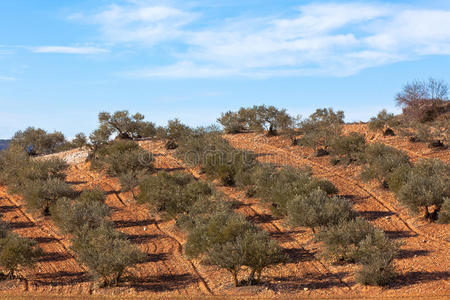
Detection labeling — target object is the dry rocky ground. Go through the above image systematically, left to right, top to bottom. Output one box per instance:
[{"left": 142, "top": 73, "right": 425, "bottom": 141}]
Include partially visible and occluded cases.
[{"left": 0, "top": 124, "right": 448, "bottom": 299}]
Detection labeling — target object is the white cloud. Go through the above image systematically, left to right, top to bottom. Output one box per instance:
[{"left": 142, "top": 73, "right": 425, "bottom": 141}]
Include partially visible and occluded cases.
[
  {"left": 72, "top": 2, "right": 450, "bottom": 78},
  {"left": 32, "top": 46, "right": 109, "bottom": 54},
  {"left": 0, "top": 76, "right": 15, "bottom": 81}
]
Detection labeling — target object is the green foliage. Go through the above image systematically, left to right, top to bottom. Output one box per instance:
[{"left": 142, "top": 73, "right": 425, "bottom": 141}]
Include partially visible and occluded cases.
[
  {"left": 218, "top": 105, "right": 296, "bottom": 134},
  {"left": 297, "top": 108, "right": 345, "bottom": 150},
  {"left": 98, "top": 110, "right": 156, "bottom": 139},
  {"left": 368, "top": 110, "right": 398, "bottom": 132},
  {"left": 10, "top": 127, "right": 68, "bottom": 155},
  {"left": 176, "top": 129, "right": 256, "bottom": 186},
  {"left": 329, "top": 132, "right": 366, "bottom": 165},
  {"left": 71, "top": 133, "right": 88, "bottom": 148},
  {"left": 360, "top": 143, "right": 410, "bottom": 186},
  {"left": 397, "top": 159, "right": 449, "bottom": 220},
  {"left": 384, "top": 164, "right": 412, "bottom": 193},
  {"left": 254, "top": 166, "right": 337, "bottom": 216},
  {"left": 138, "top": 171, "right": 213, "bottom": 219},
  {"left": 22, "top": 178, "right": 76, "bottom": 215},
  {"left": 51, "top": 189, "right": 110, "bottom": 237},
  {"left": 287, "top": 189, "right": 355, "bottom": 232},
  {"left": 437, "top": 197, "right": 450, "bottom": 224},
  {"left": 185, "top": 210, "right": 285, "bottom": 286},
  {"left": 316, "top": 218, "right": 377, "bottom": 263},
  {"left": 71, "top": 223, "right": 145, "bottom": 286},
  {"left": 238, "top": 230, "right": 287, "bottom": 283},
  {"left": 354, "top": 230, "right": 399, "bottom": 286},
  {"left": 0, "top": 233, "right": 43, "bottom": 279},
  {"left": 204, "top": 240, "right": 245, "bottom": 287}
]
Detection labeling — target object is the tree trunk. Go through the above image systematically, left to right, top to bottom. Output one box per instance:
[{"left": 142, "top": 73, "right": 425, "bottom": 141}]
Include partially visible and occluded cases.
[
  {"left": 7, "top": 269, "right": 14, "bottom": 280},
  {"left": 247, "top": 269, "right": 256, "bottom": 285},
  {"left": 231, "top": 270, "right": 239, "bottom": 287}
]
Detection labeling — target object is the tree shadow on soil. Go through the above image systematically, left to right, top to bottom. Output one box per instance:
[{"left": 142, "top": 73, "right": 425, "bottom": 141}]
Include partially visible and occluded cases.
[
  {"left": 0, "top": 205, "right": 19, "bottom": 213},
  {"left": 358, "top": 210, "right": 394, "bottom": 221},
  {"left": 114, "top": 219, "right": 155, "bottom": 228},
  {"left": 9, "top": 221, "right": 35, "bottom": 229},
  {"left": 384, "top": 230, "right": 416, "bottom": 239},
  {"left": 126, "top": 233, "right": 162, "bottom": 244},
  {"left": 33, "top": 236, "right": 59, "bottom": 244},
  {"left": 284, "top": 247, "right": 315, "bottom": 263},
  {"left": 396, "top": 249, "right": 430, "bottom": 259},
  {"left": 37, "top": 252, "right": 71, "bottom": 263},
  {"left": 140, "top": 253, "right": 169, "bottom": 263},
  {"left": 33, "top": 271, "right": 91, "bottom": 286},
  {"left": 389, "top": 271, "right": 449, "bottom": 288},
  {"left": 271, "top": 272, "right": 351, "bottom": 292},
  {"left": 129, "top": 273, "right": 199, "bottom": 292}
]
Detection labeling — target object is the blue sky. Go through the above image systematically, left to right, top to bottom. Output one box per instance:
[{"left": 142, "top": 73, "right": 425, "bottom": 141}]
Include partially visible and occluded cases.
[{"left": 1, "top": 0, "right": 450, "bottom": 139}]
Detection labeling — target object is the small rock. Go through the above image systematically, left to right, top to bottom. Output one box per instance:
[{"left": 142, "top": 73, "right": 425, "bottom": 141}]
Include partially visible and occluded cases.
[
  {"left": 143, "top": 227, "right": 147, "bottom": 231},
  {"left": 423, "top": 239, "right": 427, "bottom": 243},
  {"left": 304, "top": 287, "right": 309, "bottom": 291}
]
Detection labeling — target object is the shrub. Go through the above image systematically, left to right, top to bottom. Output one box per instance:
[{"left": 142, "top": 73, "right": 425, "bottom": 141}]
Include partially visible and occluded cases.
[
  {"left": 396, "top": 78, "right": 449, "bottom": 123},
  {"left": 218, "top": 105, "right": 296, "bottom": 135},
  {"left": 297, "top": 108, "right": 345, "bottom": 151},
  {"left": 98, "top": 110, "right": 156, "bottom": 139},
  {"left": 368, "top": 110, "right": 398, "bottom": 132},
  {"left": 217, "top": 111, "right": 246, "bottom": 134},
  {"left": 165, "top": 119, "right": 193, "bottom": 142},
  {"left": 10, "top": 127, "right": 68, "bottom": 155},
  {"left": 329, "top": 132, "right": 366, "bottom": 165},
  {"left": 71, "top": 133, "right": 88, "bottom": 148},
  {"left": 91, "top": 140, "right": 154, "bottom": 197},
  {"left": 361, "top": 143, "right": 410, "bottom": 187},
  {"left": 0, "top": 148, "right": 68, "bottom": 195},
  {"left": 203, "top": 150, "right": 256, "bottom": 186},
  {"left": 397, "top": 159, "right": 449, "bottom": 221},
  {"left": 384, "top": 164, "right": 412, "bottom": 194},
  {"left": 254, "top": 166, "right": 337, "bottom": 216},
  {"left": 137, "top": 171, "right": 212, "bottom": 219},
  {"left": 22, "top": 178, "right": 76, "bottom": 216},
  {"left": 287, "top": 189, "right": 355, "bottom": 233},
  {"left": 51, "top": 190, "right": 110, "bottom": 237},
  {"left": 437, "top": 197, "right": 450, "bottom": 224},
  {"left": 186, "top": 210, "right": 285, "bottom": 286},
  {"left": 185, "top": 211, "right": 254, "bottom": 259},
  {"left": 316, "top": 218, "right": 377, "bottom": 263},
  {"left": 71, "top": 223, "right": 145, "bottom": 286},
  {"left": 239, "top": 230, "right": 287, "bottom": 283},
  {"left": 354, "top": 230, "right": 399, "bottom": 286},
  {"left": 0, "top": 233, "right": 43, "bottom": 279},
  {"left": 204, "top": 240, "right": 245, "bottom": 287}
]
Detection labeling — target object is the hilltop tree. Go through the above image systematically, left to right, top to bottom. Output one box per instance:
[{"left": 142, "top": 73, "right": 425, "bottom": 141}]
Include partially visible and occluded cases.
[
  {"left": 396, "top": 78, "right": 450, "bottom": 122},
  {"left": 218, "top": 105, "right": 296, "bottom": 135},
  {"left": 297, "top": 108, "right": 345, "bottom": 152},
  {"left": 98, "top": 110, "right": 156, "bottom": 140},
  {"left": 11, "top": 127, "right": 68, "bottom": 156}
]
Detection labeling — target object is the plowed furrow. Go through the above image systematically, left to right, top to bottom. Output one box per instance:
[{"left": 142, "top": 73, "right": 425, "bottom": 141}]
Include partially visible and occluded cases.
[
  {"left": 143, "top": 141, "right": 352, "bottom": 293},
  {"left": 69, "top": 164, "right": 211, "bottom": 296},
  {"left": 0, "top": 187, "right": 90, "bottom": 294}
]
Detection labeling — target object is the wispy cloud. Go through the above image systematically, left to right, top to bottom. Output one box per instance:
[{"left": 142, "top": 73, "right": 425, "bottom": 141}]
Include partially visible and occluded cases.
[
  {"left": 72, "top": 1, "right": 450, "bottom": 78},
  {"left": 32, "top": 46, "right": 109, "bottom": 54},
  {"left": 0, "top": 76, "right": 16, "bottom": 81}
]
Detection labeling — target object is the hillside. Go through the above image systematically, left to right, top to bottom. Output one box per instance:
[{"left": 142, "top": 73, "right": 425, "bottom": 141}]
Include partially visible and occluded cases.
[{"left": 0, "top": 124, "right": 448, "bottom": 299}]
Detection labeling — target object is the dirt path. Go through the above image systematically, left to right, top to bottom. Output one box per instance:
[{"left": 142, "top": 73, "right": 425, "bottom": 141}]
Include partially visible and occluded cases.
[{"left": 223, "top": 133, "right": 450, "bottom": 297}]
